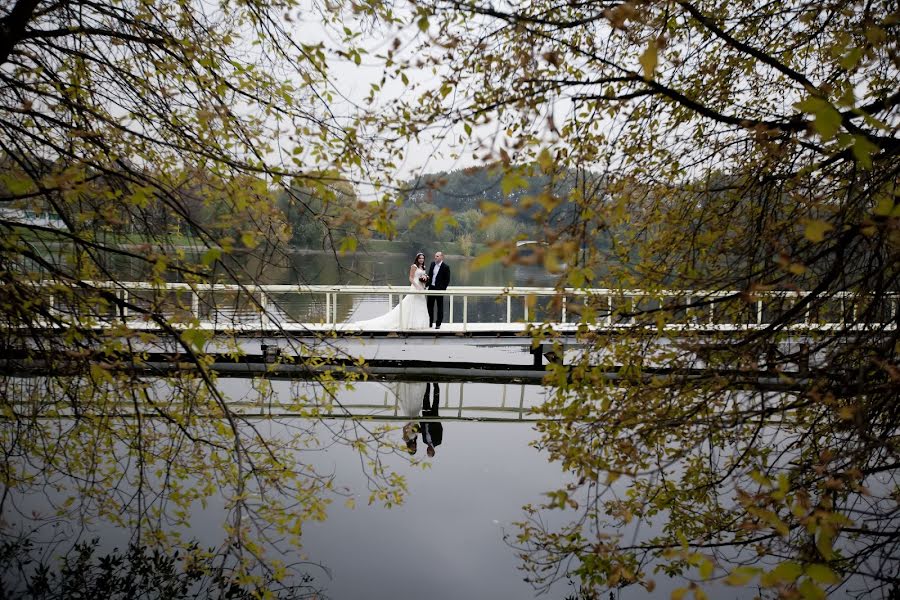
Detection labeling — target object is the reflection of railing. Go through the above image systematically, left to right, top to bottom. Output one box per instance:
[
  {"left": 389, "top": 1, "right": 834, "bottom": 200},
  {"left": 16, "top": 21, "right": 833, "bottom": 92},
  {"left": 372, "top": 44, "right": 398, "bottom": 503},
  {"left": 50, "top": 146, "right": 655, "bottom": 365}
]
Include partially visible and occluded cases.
[
  {"left": 27, "top": 281, "right": 899, "bottom": 332},
  {"left": 228, "top": 382, "right": 551, "bottom": 422}
]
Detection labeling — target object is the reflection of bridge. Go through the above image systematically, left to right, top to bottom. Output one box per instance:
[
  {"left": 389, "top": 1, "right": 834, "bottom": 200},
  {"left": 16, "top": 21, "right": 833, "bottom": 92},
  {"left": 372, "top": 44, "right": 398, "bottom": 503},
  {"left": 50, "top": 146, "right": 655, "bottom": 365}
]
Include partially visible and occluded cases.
[
  {"left": 24, "top": 281, "right": 899, "bottom": 333},
  {"left": 226, "top": 381, "right": 553, "bottom": 422}
]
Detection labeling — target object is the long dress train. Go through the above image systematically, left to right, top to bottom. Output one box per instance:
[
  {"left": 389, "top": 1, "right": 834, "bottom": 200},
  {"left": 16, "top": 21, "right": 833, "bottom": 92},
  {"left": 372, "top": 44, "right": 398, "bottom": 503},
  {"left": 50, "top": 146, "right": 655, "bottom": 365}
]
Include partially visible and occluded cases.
[{"left": 352, "top": 267, "right": 430, "bottom": 330}]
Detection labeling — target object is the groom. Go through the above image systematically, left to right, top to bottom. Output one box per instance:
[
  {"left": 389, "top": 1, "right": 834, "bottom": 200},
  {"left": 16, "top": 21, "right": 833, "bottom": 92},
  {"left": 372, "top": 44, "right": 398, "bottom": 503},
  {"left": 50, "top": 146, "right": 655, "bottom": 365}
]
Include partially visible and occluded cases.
[{"left": 426, "top": 251, "right": 451, "bottom": 329}]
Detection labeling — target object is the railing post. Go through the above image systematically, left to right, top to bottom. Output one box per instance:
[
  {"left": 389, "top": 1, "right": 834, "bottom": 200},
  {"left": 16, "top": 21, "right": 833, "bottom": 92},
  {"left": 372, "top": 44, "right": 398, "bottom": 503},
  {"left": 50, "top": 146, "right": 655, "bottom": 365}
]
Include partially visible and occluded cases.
[
  {"left": 121, "top": 289, "right": 129, "bottom": 321},
  {"left": 192, "top": 290, "right": 200, "bottom": 322},
  {"left": 259, "top": 291, "right": 268, "bottom": 329},
  {"left": 398, "top": 292, "right": 404, "bottom": 329},
  {"left": 325, "top": 293, "right": 331, "bottom": 324},
  {"left": 804, "top": 293, "right": 811, "bottom": 326},
  {"left": 47, "top": 294, "right": 54, "bottom": 325},
  {"left": 449, "top": 294, "right": 454, "bottom": 323},
  {"left": 506, "top": 294, "right": 511, "bottom": 324},
  {"left": 524, "top": 294, "right": 528, "bottom": 322},
  {"left": 463, "top": 295, "right": 468, "bottom": 332},
  {"left": 562, "top": 295, "right": 567, "bottom": 324},
  {"left": 607, "top": 296, "right": 612, "bottom": 328},
  {"left": 840, "top": 296, "right": 845, "bottom": 327},
  {"left": 757, "top": 299, "right": 762, "bottom": 326}
]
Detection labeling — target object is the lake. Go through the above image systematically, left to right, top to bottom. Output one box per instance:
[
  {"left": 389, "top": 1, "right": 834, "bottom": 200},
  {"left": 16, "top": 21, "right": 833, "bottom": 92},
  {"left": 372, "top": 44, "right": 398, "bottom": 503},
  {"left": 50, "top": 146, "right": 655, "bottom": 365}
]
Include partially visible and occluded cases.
[{"left": 4, "top": 249, "right": 880, "bottom": 599}]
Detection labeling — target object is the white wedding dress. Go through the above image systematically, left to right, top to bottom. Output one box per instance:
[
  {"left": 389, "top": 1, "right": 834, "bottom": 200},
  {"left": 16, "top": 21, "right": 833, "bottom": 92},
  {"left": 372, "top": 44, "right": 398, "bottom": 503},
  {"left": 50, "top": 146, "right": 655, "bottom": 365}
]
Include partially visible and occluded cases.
[{"left": 353, "top": 267, "right": 431, "bottom": 330}]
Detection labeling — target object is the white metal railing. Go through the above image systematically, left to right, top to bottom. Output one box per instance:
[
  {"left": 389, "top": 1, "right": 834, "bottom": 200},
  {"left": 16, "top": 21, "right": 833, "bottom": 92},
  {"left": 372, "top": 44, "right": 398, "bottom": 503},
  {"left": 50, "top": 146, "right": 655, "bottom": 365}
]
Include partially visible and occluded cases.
[{"left": 18, "top": 281, "right": 900, "bottom": 333}]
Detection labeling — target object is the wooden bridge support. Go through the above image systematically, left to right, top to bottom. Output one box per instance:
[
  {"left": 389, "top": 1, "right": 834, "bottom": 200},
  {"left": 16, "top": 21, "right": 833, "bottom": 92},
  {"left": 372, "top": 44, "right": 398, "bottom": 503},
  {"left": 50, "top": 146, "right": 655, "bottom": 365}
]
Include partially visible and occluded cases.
[{"left": 530, "top": 343, "right": 564, "bottom": 367}]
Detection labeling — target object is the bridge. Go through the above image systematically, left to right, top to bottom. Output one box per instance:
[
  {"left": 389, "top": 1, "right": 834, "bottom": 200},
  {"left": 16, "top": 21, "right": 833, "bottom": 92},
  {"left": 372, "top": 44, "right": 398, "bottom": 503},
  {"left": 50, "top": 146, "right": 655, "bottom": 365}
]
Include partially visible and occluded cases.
[
  {"left": 0, "top": 281, "right": 900, "bottom": 382},
  {"left": 6, "top": 281, "right": 895, "bottom": 382},
  {"left": 22, "top": 281, "right": 898, "bottom": 334}
]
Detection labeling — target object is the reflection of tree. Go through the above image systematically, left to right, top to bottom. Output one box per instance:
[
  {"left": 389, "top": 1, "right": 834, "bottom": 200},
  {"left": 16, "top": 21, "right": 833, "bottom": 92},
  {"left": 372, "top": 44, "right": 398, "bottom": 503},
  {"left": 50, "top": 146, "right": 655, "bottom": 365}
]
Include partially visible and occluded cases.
[
  {"left": 0, "top": 374, "right": 407, "bottom": 592},
  {"left": 2, "top": 538, "right": 317, "bottom": 599}
]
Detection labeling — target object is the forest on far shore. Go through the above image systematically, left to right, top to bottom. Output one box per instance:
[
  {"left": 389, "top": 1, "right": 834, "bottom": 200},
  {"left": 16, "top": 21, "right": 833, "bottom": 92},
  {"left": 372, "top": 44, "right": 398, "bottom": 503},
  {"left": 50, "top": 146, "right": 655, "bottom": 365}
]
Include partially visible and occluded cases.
[{"left": 282, "top": 163, "right": 594, "bottom": 256}]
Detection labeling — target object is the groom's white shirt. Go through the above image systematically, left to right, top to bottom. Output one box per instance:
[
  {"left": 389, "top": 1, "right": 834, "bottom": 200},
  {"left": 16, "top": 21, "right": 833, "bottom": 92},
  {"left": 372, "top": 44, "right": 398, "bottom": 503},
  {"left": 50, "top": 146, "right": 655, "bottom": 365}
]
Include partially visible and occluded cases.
[{"left": 431, "top": 261, "right": 442, "bottom": 284}]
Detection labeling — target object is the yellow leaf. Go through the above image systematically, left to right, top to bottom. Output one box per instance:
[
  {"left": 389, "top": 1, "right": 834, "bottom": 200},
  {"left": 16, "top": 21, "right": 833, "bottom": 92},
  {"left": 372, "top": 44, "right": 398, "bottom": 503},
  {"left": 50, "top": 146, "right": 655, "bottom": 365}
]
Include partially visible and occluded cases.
[
  {"left": 639, "top": 40, "right": 658, "bottom": 79},
  {"left": 794, "top": 97, "right": 842, "bottom": 141},
  {"left": 852, "top": 135, "right": 879, "bottom": 169},
  {"left": 537, "top": 148, "right": 554, "bottom": 172},
  {"left": 501, "top": 171, "right": 529, "bottom": 196},
  {"left": 873, "top": 196, "right": 895, "bottom": 216},
  {"left": 804, "top": 220, "right": 833, "bottom": 242},
  {"left": 240, "top": 231, "right": 258, "bottom": 249},
  {"left": 339, "top": 236, "right": 358, "bottom": 254},
  {"left": 788, "top": 262, "right": 807, "bottom": 275},
  {"left": 816, "top": 527, "right": 835, "bottom": 559},
  {"left": 698, "top": 556, "right": 715, "bottom": 579},
  {"left": 771, "top": 560, "right": 803, "bottom": 583},
  {"left": 806, "top": 563, "right": 840, "bottom": 585},
  {"left": 724, "top": 566, "right": 760, "bottom": 586},
  {"left": 799, "top": 578, "right": 827, "bottom": 600},
  {"left": 671, "top": 588, "right": 689, "bottom": 600}
]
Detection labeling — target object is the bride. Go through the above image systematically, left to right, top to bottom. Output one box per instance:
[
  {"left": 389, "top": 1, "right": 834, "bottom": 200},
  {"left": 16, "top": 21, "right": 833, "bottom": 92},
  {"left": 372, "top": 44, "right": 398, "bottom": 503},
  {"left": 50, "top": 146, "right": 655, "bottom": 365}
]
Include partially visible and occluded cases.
[{"left": 352, "top": 252, "right": 431, "bottom": 330}]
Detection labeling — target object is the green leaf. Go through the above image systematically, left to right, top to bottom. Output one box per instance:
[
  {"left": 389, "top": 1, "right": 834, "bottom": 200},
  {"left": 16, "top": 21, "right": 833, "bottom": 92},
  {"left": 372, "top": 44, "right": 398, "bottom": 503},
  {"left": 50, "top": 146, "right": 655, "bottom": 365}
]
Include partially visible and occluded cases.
[{"left": 417, "top": 15, "right": 429, "bottom": 32}]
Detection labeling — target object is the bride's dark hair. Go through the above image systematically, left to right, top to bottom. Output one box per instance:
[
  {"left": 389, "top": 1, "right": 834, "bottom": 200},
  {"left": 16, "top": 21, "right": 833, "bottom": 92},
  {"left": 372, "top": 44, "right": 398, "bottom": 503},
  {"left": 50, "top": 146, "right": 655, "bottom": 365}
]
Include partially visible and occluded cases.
[{"left": 414, "top": 252, "right": 425, "bottom": 265}]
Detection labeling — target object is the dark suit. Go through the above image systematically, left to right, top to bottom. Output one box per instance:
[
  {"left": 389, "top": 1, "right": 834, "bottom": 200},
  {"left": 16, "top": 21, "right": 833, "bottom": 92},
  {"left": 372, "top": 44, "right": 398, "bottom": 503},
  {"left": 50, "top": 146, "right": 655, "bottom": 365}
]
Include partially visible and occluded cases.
[
  {"left": 426, "top": 261, "right": 451, "bottom": 327},
  {"left": 421, "top": 383, "right": 443, "bottom": 450}
]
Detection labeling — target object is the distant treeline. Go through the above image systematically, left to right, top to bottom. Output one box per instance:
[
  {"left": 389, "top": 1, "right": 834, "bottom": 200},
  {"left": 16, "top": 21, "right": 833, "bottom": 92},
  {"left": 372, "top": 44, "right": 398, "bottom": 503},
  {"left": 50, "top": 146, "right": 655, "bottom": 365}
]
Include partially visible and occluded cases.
[{"left": 283, "top": 163, "right": 604, "bottom": 256}]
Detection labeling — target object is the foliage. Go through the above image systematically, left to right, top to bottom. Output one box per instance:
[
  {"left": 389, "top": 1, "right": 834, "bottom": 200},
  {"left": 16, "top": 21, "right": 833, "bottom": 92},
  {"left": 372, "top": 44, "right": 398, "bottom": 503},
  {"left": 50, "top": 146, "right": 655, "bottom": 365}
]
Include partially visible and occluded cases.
[
  {"left": 0, "top": 0, "right": 407, "bottom": 592},
  {"left": 363, "top": 0, "right": 900, "bottom": 597}
]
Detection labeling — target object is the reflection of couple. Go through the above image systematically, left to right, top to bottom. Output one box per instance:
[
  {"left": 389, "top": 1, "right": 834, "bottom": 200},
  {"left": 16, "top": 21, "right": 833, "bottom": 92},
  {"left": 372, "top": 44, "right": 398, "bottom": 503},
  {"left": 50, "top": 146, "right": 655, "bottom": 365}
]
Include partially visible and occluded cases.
[
  {"left": 355, "top": 251, "right": 451, "bottom": 330},
  {"left": 399, "top": 382, "right": 443, "bottom": 458}
]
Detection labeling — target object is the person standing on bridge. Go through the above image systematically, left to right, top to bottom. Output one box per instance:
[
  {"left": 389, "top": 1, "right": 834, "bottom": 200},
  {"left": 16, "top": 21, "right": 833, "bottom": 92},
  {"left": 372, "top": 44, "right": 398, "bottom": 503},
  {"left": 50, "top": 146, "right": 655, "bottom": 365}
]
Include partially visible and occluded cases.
[
  {"left": 426, "top": 251, "right": 451, "bottom": 329},
  {"left": 352, "top": 252, "right": 431, "bottom": 330}
]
